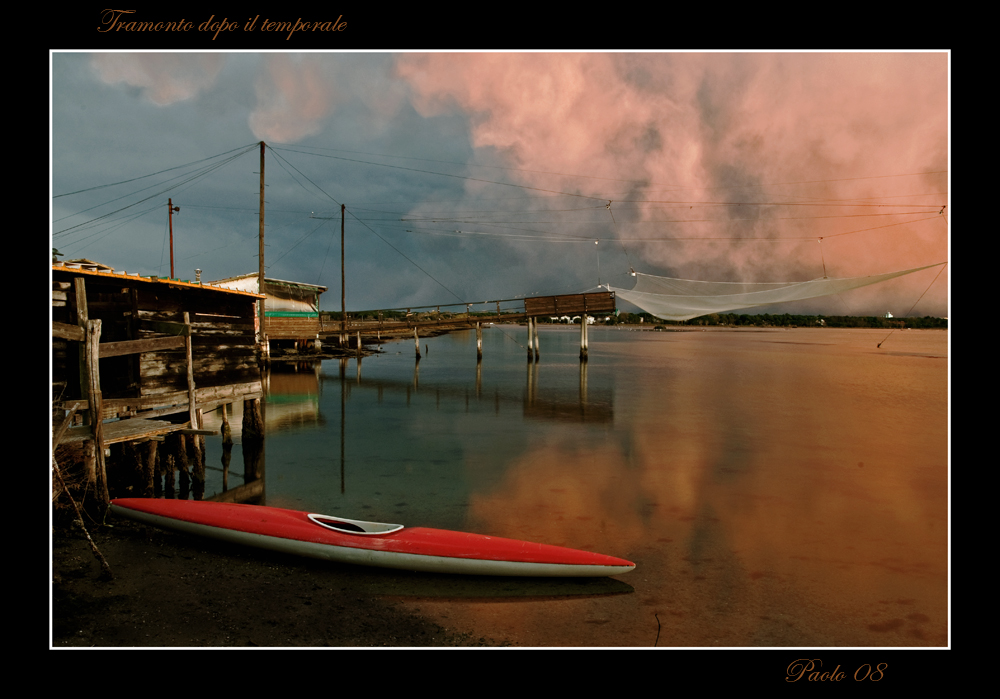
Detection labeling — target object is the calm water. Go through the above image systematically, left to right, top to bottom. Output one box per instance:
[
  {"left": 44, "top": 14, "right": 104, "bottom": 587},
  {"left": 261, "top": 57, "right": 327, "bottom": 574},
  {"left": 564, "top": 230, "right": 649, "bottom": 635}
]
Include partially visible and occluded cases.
[{"left": 200, "top": 325, "right": 949, "bottom": 647}]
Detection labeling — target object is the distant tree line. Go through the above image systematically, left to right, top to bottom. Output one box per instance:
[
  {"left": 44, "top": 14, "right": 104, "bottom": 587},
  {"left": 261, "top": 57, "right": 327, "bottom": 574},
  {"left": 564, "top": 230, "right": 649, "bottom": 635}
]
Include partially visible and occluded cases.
[
  {"left": 320, "top": 309, "right": 947, "bottom": 330},
  {"left": 604, "top": 312, "right": 947, "bottom": 329}
]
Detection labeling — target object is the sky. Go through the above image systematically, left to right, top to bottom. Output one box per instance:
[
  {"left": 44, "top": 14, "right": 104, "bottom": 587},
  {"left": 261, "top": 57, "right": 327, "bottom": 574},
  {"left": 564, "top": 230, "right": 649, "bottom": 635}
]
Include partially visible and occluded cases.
[{"left": 50, "top": 52, "right": 950, "bottom": 317}]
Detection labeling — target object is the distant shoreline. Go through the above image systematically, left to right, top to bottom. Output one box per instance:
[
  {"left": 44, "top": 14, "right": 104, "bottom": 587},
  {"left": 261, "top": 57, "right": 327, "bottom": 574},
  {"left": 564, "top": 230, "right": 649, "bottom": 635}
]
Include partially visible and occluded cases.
[{"left": 533, "top": 313, "right": 948, "bottom": 331}]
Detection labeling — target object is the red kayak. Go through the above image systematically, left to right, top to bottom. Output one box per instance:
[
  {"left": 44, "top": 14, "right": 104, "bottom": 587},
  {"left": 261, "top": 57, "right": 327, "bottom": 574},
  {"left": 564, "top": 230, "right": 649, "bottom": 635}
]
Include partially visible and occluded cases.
[{"left": 109, "top": 498, "right": 635, "bottom": 577}]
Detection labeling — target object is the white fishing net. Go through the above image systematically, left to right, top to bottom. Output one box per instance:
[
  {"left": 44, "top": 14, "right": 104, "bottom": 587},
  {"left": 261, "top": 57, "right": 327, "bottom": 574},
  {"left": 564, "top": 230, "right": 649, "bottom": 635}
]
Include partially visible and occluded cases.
[{"left": 610, "top": 264, "right": 943, "bottom": 321}]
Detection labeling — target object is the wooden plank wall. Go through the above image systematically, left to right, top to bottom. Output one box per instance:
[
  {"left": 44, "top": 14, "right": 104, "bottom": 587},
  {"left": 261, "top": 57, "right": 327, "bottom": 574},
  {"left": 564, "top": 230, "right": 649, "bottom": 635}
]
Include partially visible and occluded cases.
[
  {"left": 52, "top": 270, "right": 261, "bottom": 410},
  {"left": 138, "top": 312, "right": 258, "bottom": 396},
  {"left": 262, "top": 315, "right": 320, "bottom": 340}
]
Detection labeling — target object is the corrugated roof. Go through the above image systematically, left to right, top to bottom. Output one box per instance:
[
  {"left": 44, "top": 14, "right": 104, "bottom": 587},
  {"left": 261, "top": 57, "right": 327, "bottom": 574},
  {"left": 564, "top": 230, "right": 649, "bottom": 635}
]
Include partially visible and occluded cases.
[
  {"left": 51, "top": 264, "right": 265, "bottom": 298},
  {"left": 209, "top": 272, "right": 327, "bottom": 293}
]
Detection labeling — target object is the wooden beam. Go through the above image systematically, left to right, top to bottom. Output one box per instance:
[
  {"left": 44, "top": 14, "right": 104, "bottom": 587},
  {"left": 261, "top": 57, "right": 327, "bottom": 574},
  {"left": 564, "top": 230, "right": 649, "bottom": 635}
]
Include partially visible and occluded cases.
[
  {"left": 75, "top": 277, "right": 89, "bottom": 403},
  {"left": 183, "top": 312, "right": 198, "bottom": 430},
  {"left": 84, "top": 318, "right": 110, "bottom": 507},
  {"left": 52, "top": 321, "right": 85, "bottom": 342},
  {"left": 99, "top": 335, "right": 185, "bottom": 358},
  {"left": 54, "top": 381, "right": 263, "bottom": 416},
  {"left": 51, "top": 401, "right": 83, "bottom": 448},
  {"left": 60, "top": 418, "right": 192, "bottom": 445}
]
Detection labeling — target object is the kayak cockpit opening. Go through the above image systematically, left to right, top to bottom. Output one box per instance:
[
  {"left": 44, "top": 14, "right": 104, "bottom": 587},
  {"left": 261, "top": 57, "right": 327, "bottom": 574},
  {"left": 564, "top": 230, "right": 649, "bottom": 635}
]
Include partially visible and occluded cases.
[{"left": 308, "top": 513, "right": 404, "bottom": 536}]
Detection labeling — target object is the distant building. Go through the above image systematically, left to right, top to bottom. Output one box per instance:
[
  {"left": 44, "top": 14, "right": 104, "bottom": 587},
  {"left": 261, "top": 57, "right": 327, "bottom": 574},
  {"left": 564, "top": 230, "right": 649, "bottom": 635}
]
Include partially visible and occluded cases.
[
  {"left": 210, "top": 273, "right": 327, "bottom": 349},
  {"left": 884, "top": 310, "right": 893, "bottom": 318}
]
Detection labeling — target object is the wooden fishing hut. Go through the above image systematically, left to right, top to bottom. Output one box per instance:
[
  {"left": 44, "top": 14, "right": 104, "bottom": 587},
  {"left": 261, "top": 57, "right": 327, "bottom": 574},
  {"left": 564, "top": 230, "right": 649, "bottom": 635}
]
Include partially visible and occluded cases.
[
  {"left": 51, "top": 263, "right": 265, "bottom": 507},
  {"left": 209, "top": 273, "right": 327, "bottom": 355}
]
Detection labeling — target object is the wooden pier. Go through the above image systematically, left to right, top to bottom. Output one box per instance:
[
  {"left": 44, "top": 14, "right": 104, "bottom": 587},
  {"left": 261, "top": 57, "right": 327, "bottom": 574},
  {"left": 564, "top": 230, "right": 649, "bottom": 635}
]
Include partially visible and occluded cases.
[
  {"left": 51, "top": 264, "right": 266, "bottom": 508},
  {"left": 318, "top": 291, "right": 616, "bottom": 360}
]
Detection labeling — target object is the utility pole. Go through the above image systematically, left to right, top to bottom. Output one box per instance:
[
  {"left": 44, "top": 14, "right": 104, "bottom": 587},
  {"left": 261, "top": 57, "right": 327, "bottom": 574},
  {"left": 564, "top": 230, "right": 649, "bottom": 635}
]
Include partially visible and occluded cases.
[
  {"left": 258, "top": 141, "right": 266, "bottom": 340},
  {"left": 168, "top": 198, "right": 180, "bottom": 279}
]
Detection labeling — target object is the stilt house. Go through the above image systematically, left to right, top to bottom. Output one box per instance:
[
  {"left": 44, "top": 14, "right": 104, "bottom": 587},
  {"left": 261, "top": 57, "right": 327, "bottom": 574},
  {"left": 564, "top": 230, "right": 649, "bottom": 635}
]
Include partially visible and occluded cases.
[{"left": 51, "top": 263, "right": 265, "bottom": 504}]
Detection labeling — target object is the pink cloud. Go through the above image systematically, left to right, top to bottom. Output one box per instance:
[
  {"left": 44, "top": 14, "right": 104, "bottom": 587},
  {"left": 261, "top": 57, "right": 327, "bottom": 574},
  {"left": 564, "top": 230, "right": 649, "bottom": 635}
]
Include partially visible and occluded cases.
[
  {"left": 396, "top": 53, "right": 948, "bottom": 312},
  {"left": 248, "top": 55, "right": 335, "bottom": 142}
]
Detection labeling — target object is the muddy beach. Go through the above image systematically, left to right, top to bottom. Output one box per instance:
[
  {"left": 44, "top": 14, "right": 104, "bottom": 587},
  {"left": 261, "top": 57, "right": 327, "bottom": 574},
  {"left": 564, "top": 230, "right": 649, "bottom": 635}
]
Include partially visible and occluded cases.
[{"left": 51, "top": 516, "right": 503, "bottom": 648}]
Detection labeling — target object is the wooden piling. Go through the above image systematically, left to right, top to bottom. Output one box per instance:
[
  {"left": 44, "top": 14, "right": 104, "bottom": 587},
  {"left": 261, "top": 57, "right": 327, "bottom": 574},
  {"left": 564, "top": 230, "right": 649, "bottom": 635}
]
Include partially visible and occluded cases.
[
  {"left": 183, "top": 311, "right": 204, "bottom": 474},
  {"left": 580, "top": 313, "right": 589, "bottom": 361},
  {"left": 527, "top": 317, "right": 535, "bottom": 362},
  {"left": 84, "top": 318, "right": 110, "bottom": 508},
  {"left": 476, "top": 322, "right": 483, "bottom": 360},
  {"left": 414, "top": 327, "right": 421, "bottom": 359},
  {"left": 243, "top": 397, "right": 264, "bottom": 443},
  {"left": 220, "top": 403, "right": 232, "bottom": 445},
  {"left": 168, "top": 432, "right": 190, "bottom": 495},
  {"left": 142, "top": 438, "right": 158, "bottom": 497},
  {"left": 161, "top": 446, "right": 176, "bottom": 497}
]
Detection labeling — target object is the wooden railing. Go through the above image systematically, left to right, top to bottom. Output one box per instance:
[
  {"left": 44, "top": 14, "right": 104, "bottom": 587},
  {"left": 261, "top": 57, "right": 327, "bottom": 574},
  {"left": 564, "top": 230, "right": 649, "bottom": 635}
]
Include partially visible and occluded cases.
[{"left": 318, "top": 291, "right": 616, "bottom": 338}]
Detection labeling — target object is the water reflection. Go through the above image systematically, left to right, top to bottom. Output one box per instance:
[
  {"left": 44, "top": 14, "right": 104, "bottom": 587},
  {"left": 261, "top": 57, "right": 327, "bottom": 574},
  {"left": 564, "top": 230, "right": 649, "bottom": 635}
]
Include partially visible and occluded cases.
[
  {"left": 198, "top": 326, "right": 947, "bottom": 647},
  {"left": 199, "top": 361, "right": 325, "bottom": 504},
  {"left": 264, "top": 361, "right": 323, "bottom": 432},
  {"left": 376, "top": 572, "right": 633, "bottom": 600}
]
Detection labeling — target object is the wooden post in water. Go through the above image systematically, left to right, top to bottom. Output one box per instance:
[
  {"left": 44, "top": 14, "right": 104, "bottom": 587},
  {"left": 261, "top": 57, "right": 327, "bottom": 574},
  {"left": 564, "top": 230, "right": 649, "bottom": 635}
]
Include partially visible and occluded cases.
[
  {"left": 337, "top": 203, "right": 347, "bottom": 349},
  {"left": 580, "top": 313, "right": 589, "bottom": 361},
  {"left": 527, "top": 317, "right": 534, "bottom": 362},
  {"left": 533, "top": 318, "right": 540, "bottom": 361},
  {"left": 476, "top": 322, "right": 483, "bottom": 361},
  {"left": 414, "top": 327, "right": 421, "bottom": 359},
  {"left": 356, "top": 330, "right": 362, "bottom": 359},
  {"left": 243, "top": 398, "right": 264, "bottom": 443},
  {"left": 220, "top": 403, "right": 232, "bottom": 445},
  {"left": 174, "top": 432, "right": 190, "bottom": 494}
]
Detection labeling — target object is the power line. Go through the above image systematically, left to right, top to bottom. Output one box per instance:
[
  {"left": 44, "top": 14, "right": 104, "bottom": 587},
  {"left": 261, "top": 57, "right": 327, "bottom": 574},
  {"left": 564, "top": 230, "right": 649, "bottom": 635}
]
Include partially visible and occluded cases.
[
  {"left": 53, "top": 142, "right": 260, "bottom": 198},
  {"left": 269, "top": 142, "right": 946, "bottom": 193},
  {"left": 271, "top": 145, "right": 609, "bottom": 203},
  {"left": 54, "top": 146, "right": 257, "bottom": 237},
  {"left": 267, "top": 146, "right": 463, "bottom": 303},
  {"left": 386, "top": 211, "right": 942, "bottom": 244}
]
